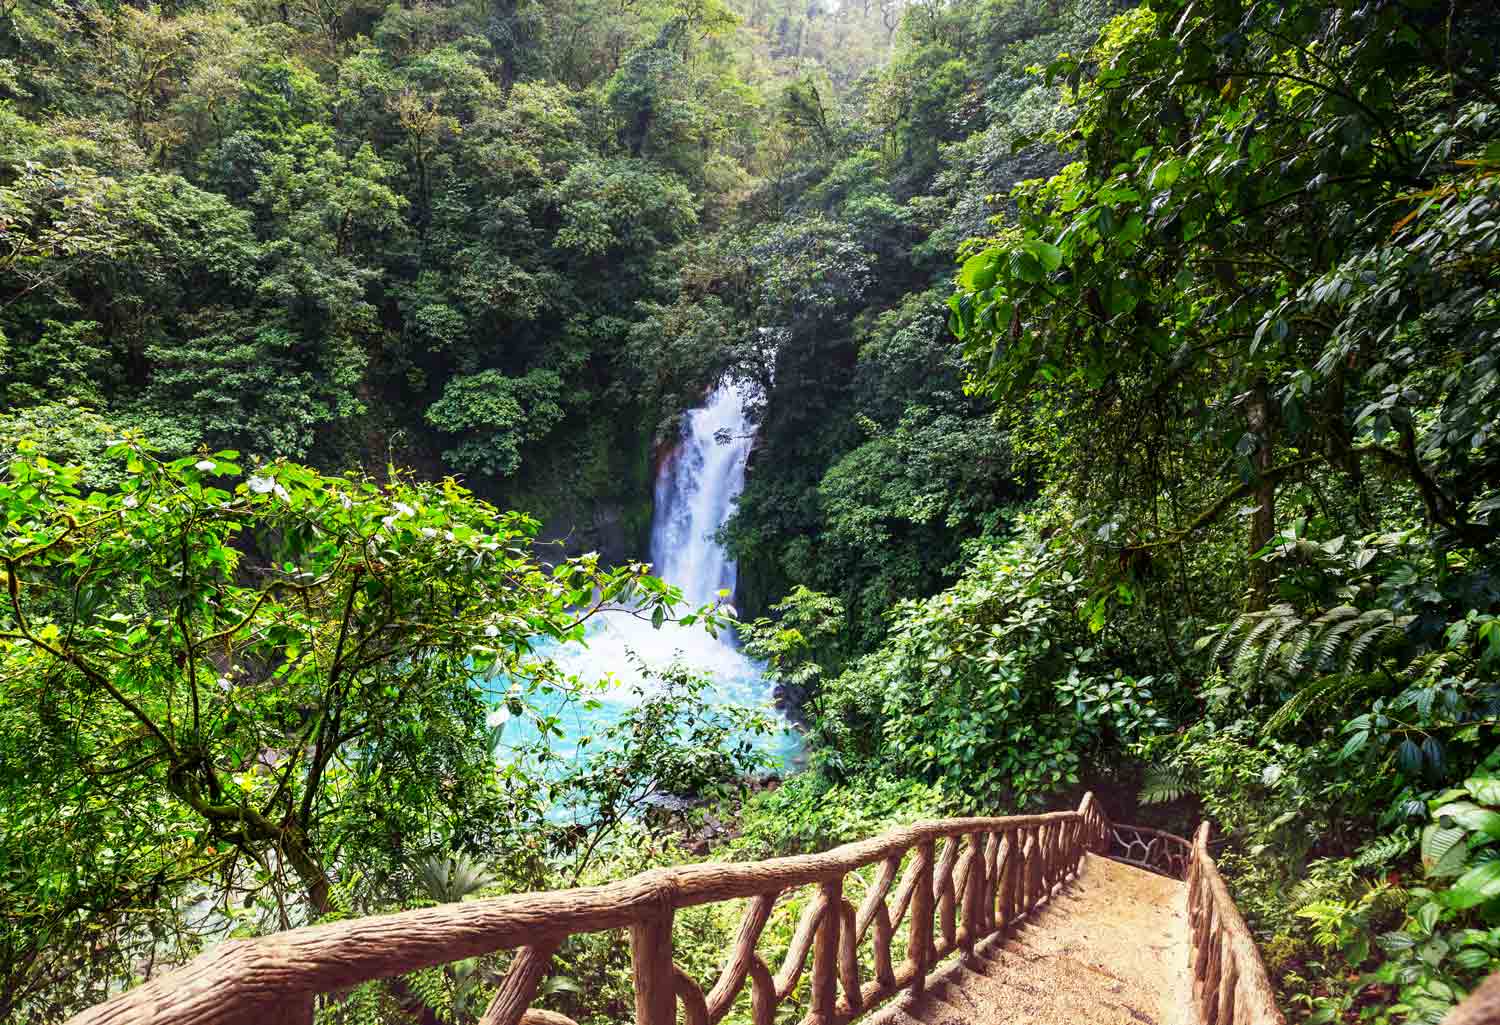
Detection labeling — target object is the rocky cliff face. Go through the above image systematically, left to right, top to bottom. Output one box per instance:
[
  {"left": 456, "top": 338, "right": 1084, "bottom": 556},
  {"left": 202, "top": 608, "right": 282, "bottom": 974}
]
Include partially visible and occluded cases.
[{"left": 535, "top": 499, "right": 639, "bottom": 566}]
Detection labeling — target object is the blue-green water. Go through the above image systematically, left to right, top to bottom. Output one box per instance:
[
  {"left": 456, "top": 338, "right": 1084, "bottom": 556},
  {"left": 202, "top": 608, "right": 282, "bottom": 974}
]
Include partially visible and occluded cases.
[{"left": 484, "top": 615, "right": 802, "bottom": 770}]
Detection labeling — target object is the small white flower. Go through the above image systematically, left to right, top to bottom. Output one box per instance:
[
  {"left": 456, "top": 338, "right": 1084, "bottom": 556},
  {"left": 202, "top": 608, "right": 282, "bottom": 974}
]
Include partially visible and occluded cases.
[
  {"left": 195, "top": 460, "right": 216, "bottom": 472},
  {"left": 247, "top": 476, "right": 275, "bottom": 494},
  {"left": 122, "top": 495, "right": 139, "bottom": 509},
  {"left": 395, "top": 502, "right": 415, "bottom": 517},
  {"left": 420, "top": 527, "right": 437, "bottom": 539},
  {"left": 484, "top": 624, "right": 500, "bottom": 637},
  {"left": 217, "top": 677, "right": 232, "bottom": 693}
]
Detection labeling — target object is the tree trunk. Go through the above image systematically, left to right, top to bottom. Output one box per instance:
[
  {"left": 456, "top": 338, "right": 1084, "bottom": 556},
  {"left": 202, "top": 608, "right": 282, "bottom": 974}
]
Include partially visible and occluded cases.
[
  {"left": 1247, "top": 377, "right": 1275, "bottom": 610},
  {"left": 281, "top": 826, "right": 333, "bottom": 915}
]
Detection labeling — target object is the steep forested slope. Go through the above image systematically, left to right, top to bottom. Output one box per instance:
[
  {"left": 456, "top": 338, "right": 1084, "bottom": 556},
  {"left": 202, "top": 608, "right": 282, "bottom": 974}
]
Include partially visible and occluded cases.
[
  {"left": 0, "top": 0, "right": 901, "bottom": 556},
  {"left": 637, "top": 0, "right": 1126, "bottom": 645},
  {"left": 778, "top": 2, "right": 1500, "bottom": 1020}
]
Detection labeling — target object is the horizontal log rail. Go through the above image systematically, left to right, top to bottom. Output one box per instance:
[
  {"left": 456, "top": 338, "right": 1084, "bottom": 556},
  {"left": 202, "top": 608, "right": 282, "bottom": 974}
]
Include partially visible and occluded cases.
[
  {"left": 68, "top": 796, "right": 1115, "bottom": 1025},
  {"left": 1187, "top": 823, "right": 1285, "bottom": 1025}
]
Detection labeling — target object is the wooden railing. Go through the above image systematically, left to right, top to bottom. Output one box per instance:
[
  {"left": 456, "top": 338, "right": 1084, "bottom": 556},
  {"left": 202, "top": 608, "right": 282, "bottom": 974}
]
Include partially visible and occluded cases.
[
  {"left": 68, "top": 794, "right": 1114, "bottom": 1025},
  {"left": 66, "top": 795, "right": 1328, "bottom": 1025},
  {"left": 1108, "top": 822, "right": 1193, "bottom": 879},
  {"left": 1187, "top": 823, "right": 1285, "bottom": 1025}
]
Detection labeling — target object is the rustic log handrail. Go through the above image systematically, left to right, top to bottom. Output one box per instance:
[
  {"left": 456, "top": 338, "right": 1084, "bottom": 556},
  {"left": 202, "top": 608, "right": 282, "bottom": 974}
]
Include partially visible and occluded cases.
[
  {"left": 67, "top": 798, "right": 1114, "bottom": 1025},
  {"left": 1187, "top": 822, "right": 1285, "bottom": 1025}
]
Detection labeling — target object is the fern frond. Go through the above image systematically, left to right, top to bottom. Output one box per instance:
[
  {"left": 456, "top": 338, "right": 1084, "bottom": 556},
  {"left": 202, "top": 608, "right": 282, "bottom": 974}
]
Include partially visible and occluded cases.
[
  {"left": 1311, "top": 604, "right": 1361, "bottom": 628},
  {"left": 1261, "top": 608, "right": 1308, "bottom": 679},
  {"left": 1234, "top": 612, "right": 1285, "bottom": 676},
  {"left": 1342, "top": 612, "right": 1408, "bottom": 673},
  {"left": 1210, "top": 614, "right": 1252, "bottom": 664},
  {"left": 1312, "top": 614, "right": 1365, "bottom": 672},
  {"left": 1284, "top": 623, "right": 1319, "bottom": 677},
  {"left": 1405, "top": 648, "right": 1457, "bottom": 686},
  {"left": 1264, "top": 673, "right": 1380, "bottom": 734},
  {"left": 1265, "top": 675, "right": 1342, "bottom": 734},
  {"left": 1139, "top": 763, "right": 1194, "bottom": 805},
  {"left": 1352, "top": 829, "right": 1417, "bottom": 870}
]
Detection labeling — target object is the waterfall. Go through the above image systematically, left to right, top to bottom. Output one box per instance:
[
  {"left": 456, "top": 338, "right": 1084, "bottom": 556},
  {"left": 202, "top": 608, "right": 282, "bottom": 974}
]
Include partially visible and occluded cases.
[
  {"left": 499, "top": 379, "right": 797, "bottom": 766},
  {"left": 650, "top": 381, "right": 755, "bottom": 606}
]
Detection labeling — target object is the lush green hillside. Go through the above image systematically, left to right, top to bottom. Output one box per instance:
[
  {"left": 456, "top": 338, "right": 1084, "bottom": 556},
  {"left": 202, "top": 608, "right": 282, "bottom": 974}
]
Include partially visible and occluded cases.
[{"left": 0, "top": 0, "right": 902, "bottom": 556}]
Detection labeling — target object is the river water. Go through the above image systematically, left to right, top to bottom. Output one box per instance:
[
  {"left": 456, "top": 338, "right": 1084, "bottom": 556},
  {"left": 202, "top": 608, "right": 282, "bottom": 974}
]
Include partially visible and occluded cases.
[{"left": 495, "top": 381, "right": 800, "bottom": 768}]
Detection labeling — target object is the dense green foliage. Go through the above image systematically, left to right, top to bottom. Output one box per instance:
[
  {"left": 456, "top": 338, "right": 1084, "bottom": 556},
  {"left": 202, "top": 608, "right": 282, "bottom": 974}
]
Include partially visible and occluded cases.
[
  {"left": 0, "top": 0, "right": 905, "bottom": 556},
  {"left": 5, "top": 0, "right": 1500, "bottom": 1022},
  {"left": 929, "top": 0, "right": 1500, "bottom": 1018},
  {"left": 0, "top": 439, "right": 766, "bottom": 1020}
]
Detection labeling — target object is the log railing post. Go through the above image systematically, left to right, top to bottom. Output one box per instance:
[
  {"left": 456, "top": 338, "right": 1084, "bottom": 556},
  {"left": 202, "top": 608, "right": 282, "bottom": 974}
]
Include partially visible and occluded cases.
[
  {"left": 1043, "top": 822, "right": 1059, "bottom": 892},
  {"left": 1023, "top": 830, "right": 1041, "bottom": 912},
  {"left": 982, "top": 833, "right": 1000, "bottom": 933},
  {"left": 995, "top": 833, "right": 1014, "bottom": 928},
  {"left": 960, "top": 834, "right": 985, "bottom": 955},
  {"left": 935, "top": 837, "right": 959, "bottom": 954},
  {"left": 908, "top": 838, "right": 935, "bottom": 998},
  {"left": 810, "top": 878, "right": 842, "bottom": 1025},
  {"left": 706, "top": 893, "right": 775, "bottom": 1022},
  {"left": 836, "top": 899, "right": 862, "bottom": 1017},
  {"left": 872, "top": 900, "right": 896, "bottom": 988},
  {"left": 631, "top": 908, "right": 676, "bottom": 1025},
  {"left": 481, "top": 941, "right": 562, "bottom": 1025},
  {"left": 1215, "top": 941, "right": 1237, "bottom": 1025},
  {"left": 748, "top": 956, "right": 776, "bottom": 1025},
  {"left": 674, "top": 966, "right": 709, "bottom": 1025}
]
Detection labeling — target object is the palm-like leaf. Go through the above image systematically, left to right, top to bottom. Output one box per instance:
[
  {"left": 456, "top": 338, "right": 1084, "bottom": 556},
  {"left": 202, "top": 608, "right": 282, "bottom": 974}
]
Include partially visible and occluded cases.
[{"left": 417, "top": 854, "right": 495, "bottom": 903}]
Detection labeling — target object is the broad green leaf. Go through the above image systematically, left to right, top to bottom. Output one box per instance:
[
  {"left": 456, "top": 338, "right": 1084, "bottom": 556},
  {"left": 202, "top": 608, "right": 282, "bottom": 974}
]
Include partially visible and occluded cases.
[
  {"left": 1149, "top": 158, "right": 1183, "bottom": 188},
  {"left": 1021, "top": 240, "right": 1064, "bottom": 273},
  {"left": 1465, "top": 773, "right": 1500, "bottom": 805},
  {"left": 1437, "top": 801, "right": 1500, "bottom": 837},
  {"left": 1423, "top": 824, "right": 1467, "bottom": 870},
  {"left": 1444, "top": 860, "right": 1500, "bottom": 910}
]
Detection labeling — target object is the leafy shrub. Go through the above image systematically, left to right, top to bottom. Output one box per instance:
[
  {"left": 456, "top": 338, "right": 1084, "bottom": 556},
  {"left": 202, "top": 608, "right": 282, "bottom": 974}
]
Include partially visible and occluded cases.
[
  {"left": 816, "top": 525, "right": 1172, "bottom": 810},
  {"left": 730, "top": 771, "right": 947, "bottom": 859}
]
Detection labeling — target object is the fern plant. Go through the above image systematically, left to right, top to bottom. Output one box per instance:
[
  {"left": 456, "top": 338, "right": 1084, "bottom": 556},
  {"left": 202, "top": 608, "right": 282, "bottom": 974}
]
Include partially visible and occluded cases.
[
  {"left": 1200, "top": 599, "right": 1418, "bottom": 739},
  {"left": 1208, "top": 603, "right": 1414, "bottom": 687},
  {"left": 1139, "top": 763, "right": 1194, "bottom": 805},
  {"left": 1350, "top": 828, "right": 1418, "bottom": 871},
  {"left": 417, "top": 854, "right": 497, "bottom": 904}
]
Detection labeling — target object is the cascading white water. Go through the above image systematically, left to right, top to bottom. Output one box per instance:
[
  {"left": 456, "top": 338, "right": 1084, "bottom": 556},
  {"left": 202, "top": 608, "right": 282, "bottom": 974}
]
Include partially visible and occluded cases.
[
  {"left": 496, "top": 379, "right": 798, "bottom": 766},
  {"left": 650, "top": 381, "right": 755, "bottom": 605}
]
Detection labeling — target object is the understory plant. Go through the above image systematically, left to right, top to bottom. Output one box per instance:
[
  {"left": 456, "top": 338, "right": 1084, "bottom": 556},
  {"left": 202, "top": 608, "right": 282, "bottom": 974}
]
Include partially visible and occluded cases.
[{"left": 815, "top": 522, "right": 1175, "bottom": 811}]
